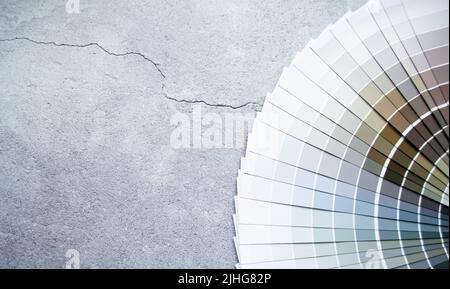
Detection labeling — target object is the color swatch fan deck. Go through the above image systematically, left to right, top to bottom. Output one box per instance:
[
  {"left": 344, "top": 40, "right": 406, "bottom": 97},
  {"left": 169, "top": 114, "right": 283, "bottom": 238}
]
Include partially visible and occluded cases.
[{"left": 234, "top": 0, "right": 449, "bottom": 269}]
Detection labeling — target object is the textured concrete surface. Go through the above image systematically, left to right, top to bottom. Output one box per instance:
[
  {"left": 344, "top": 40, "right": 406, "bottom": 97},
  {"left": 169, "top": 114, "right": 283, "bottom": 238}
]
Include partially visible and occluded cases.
[{"left": 0, "top": 0, "right": 365, "bottom": 268}]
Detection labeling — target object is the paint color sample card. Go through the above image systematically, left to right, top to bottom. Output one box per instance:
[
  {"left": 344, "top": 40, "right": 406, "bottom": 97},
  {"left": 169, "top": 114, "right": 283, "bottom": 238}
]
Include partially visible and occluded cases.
[{"left": 234, "top": 0, "right": 449, "bottom": 269}]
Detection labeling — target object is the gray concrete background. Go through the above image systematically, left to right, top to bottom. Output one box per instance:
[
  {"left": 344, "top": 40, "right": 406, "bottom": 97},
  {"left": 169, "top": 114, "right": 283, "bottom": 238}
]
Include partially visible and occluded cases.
[{"left": 0, "top": 0, "right": 365, "bottom": 268}]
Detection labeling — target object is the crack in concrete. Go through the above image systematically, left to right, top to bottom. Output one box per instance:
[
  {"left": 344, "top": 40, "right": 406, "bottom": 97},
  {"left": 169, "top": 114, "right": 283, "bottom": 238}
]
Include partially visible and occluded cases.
[
  {"left": 0, "top": 36, "right": 166, "bottom": 79},
  {"left": 1, "top": 36, "right": 263, "bottom": 110},
  {"left": 164, "top": 94, "right": 262, "bottom": 110}
]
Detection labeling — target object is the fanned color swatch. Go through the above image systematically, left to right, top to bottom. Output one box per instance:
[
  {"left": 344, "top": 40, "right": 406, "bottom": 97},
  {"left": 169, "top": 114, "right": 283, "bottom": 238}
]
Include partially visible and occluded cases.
[{"left": 234, "top": 0, "right": 449, "bottom": 269}]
